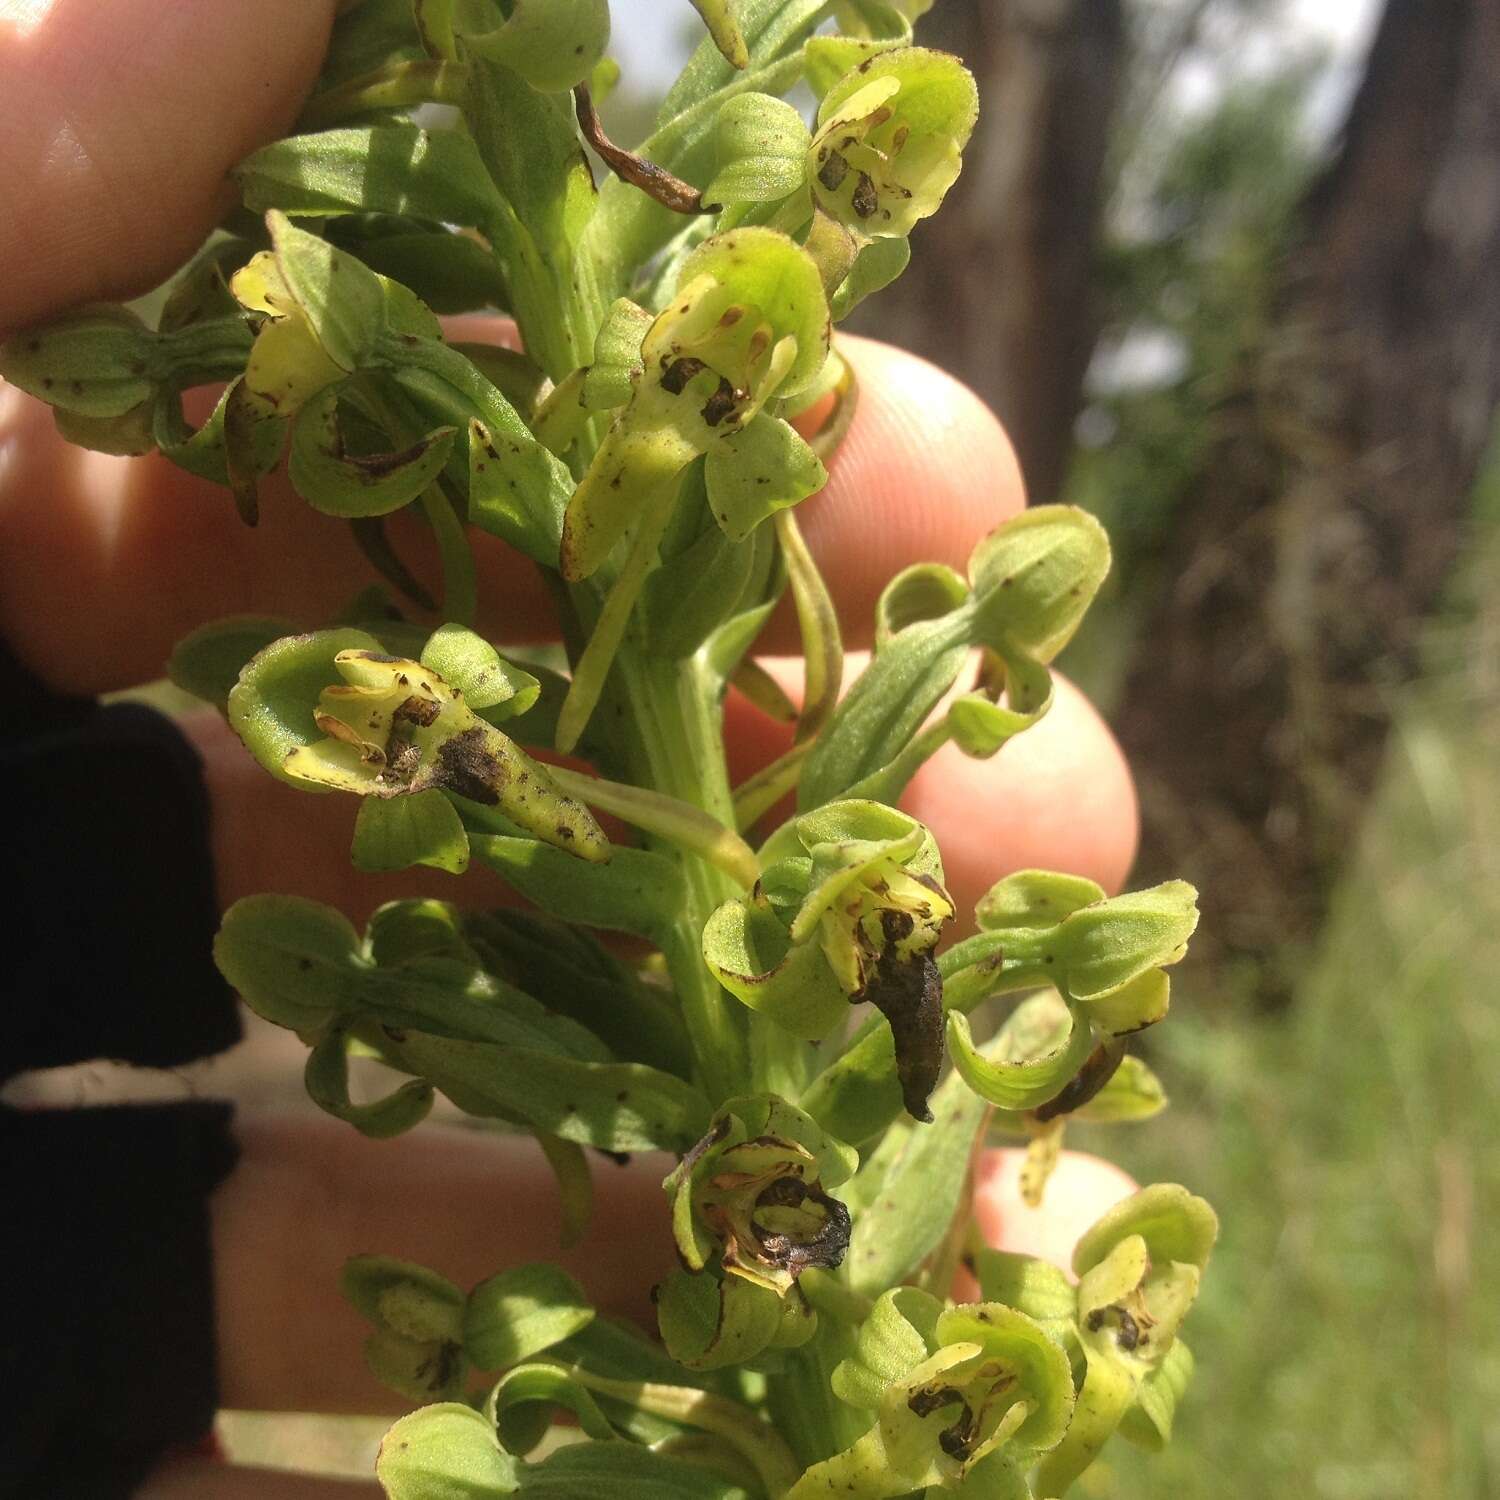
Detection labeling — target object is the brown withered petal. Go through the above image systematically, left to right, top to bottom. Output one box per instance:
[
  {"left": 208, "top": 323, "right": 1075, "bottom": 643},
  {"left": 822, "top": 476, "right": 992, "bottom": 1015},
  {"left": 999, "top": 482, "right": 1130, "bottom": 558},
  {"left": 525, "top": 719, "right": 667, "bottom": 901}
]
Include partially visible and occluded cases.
[
  {"left": 859, "top": 911, "right": 946, "bottom": 1122},
  {"left": 1032, "top": 1039, "right": 1126, "bottom": 1123},
  {"left": 752, "top": 1176, "right": 852, "bottom": 1276}
]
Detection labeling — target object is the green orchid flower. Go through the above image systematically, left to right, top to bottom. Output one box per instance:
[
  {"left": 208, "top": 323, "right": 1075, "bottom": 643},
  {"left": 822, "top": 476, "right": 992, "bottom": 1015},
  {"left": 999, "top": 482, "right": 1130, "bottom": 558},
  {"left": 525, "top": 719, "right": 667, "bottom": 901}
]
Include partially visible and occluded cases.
[
  {"left": 809, "top": 47, "right": 978, "bottom": 239},
  {"left": 560, "top": 226, "right": 830, "bottom": 581},
  {"left": 227, "top": 631, "right": 608, "bottom": 862},
  {"left": 703, "top": 801, "right": 954, "bottom": 1120},
  {"left": 664, "top": 1094, "right": 858, "bottom": 1296},
  {"left": 1028, "top": 1185, "right": 1218, "bottom": 1495},
  {"left": 791, "top": 1286, "right": 1073, "bottom": 1498}
]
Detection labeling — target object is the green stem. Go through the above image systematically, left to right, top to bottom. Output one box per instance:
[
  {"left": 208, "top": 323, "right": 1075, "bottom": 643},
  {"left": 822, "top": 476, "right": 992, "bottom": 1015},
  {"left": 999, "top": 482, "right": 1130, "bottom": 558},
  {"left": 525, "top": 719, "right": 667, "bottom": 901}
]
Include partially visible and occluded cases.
[
  {"left": 298, "top": 59, "right": 469, "bottom": 130},
  {"left": 418, "top": 480, "right": 477, "bottom": 627},
  {"left": 556, "top": 484, "right": 678, "bottom": 753},
  {"left": 610, "top": 649, "right": 749, "bottom": 1102},
  {"left": 557, "top": 1364, "right": 799, "bottom": 1498}
]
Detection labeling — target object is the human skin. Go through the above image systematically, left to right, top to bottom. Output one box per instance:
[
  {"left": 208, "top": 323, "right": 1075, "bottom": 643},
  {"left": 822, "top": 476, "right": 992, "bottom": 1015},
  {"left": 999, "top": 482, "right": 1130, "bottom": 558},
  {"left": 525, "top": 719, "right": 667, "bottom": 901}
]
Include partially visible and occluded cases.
[{"left": 0, "top": 3, "right": 1141, "bottom": 1493}]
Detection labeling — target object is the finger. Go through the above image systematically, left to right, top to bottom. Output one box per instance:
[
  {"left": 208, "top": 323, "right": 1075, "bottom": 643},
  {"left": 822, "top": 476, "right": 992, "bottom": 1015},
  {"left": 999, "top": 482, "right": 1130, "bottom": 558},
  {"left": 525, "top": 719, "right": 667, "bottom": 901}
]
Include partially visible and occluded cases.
[
  {"left": 0, "top": 0, "right": 337, "bottom": 334},
  {"left": 774, "top": 332, "right": 1026, "bottom": 651},
  {"left": 1, "top": 333, "right": 1022, "bottom": 695},
  {"left": 725, "top": 663, "right": 1140, "bottom": 915},
  {"left": 212, "top": 1111, "right": 675, "bottom": 1414},
  {"left": 971, "top": 1147, "right": 1139, "bottom": 1272},
  {"left": 139, "top": 1459, "right": 379, "bottom": 1500}
]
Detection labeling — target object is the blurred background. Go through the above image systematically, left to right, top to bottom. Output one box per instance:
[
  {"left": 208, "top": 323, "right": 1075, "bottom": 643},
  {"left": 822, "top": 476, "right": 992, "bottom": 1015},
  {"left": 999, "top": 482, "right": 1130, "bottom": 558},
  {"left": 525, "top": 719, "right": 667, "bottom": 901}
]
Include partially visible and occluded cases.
[
  {"left": 609, "top": 1, "right": 1500, "bottom": 1493},
  {"left": 223, "top": 2, "right": 1500, "bottom": 1492}
]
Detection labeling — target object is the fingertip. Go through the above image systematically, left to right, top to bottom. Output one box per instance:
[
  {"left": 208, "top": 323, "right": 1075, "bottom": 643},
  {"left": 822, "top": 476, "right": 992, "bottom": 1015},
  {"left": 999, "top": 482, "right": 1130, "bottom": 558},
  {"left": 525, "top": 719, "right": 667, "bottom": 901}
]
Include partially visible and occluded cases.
[
  {"left": 0, "top": 0, "right": 337, "bottom": 331},
  {"left": 786, "top": 333, "right": 1026, "bottom": 648},
  {"left": 973, "top": 1148, "right": 1139, "bottom": 1272}
]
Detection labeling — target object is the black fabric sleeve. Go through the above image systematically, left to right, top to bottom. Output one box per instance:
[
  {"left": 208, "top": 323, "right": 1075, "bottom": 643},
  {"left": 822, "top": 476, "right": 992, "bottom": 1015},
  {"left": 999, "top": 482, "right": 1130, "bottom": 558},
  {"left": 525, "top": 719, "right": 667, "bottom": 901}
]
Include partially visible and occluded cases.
[
  {"left": 2, "top": 643, "right": 244, "bottom": 1498},
  {"left": 2, "top": 1102, "right": 241, "bottom": 1500}
]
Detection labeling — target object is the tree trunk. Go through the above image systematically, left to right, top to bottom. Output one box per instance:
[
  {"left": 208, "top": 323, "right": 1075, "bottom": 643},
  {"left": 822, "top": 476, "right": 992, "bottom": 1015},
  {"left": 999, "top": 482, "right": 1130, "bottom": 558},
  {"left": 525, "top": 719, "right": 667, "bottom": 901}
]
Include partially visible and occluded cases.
[
  {"left": 852, "top": 0, "right": 1127, "bottom": 503},
  {"left": 1114, "top": 0, "right": 1500, "bottom": 995}
]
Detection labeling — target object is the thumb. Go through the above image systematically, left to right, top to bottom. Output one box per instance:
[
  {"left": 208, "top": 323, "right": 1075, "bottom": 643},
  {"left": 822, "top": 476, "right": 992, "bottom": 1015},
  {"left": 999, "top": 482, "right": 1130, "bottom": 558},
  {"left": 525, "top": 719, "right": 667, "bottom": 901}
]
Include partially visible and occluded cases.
[{"left": 0, "top": 0, "right": 336, "bottom": 334}]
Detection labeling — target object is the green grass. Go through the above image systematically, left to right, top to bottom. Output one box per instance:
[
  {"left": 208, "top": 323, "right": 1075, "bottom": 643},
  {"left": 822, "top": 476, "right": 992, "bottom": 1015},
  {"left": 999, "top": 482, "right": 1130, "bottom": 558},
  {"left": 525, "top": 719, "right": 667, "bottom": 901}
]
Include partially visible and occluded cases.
[{"left": 1081, "top": 519, "right": 1500, "bottom": 1498}]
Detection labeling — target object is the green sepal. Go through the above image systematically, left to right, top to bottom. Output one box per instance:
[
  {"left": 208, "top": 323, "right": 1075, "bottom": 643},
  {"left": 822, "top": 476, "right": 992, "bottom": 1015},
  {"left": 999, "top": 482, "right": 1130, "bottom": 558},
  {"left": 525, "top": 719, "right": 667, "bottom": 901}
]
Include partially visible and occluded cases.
[
  {"left": 461, "top": 0, "right": 610, "bottom": 93},
  {"left": 803, "top": 32, "right": 907, "bottom": 99},
  {"left": 703, "top": 92, "right": 811, "bottom": 206},
  {"left": 236, "top": 124, "right": 505, "bottom": 232},
  {"left": 264, "top": 209, "right": 386, "bottom": 373},
  {"left": 679, "top": 228, "right": 831, "bottom": 399},
  {"left": 830, "top": 236, "right": 911, "bottom": 320},
  {"left": 583, "top": 298, "right": 653, "bottom": 411},
  {"left": 0, "top": 304, "right": 155, "bottom": 417},
  {"left": 153, "top": 377, "right": 287, "bottom": 491},
  {"left": 286, "top": 383, "right": 455, "bottom": 516},
  {"left": 703, "top": 411, "right": 826, "bottom": 541},
  {"left": 968, "top": 505, "right": 1112, "bottom": 664},
  {"left": 874, "top": 561, "right": 970, "bottom": 649},
  {"left": 168, "top": 615, "right": 292, "bottom": 711},
  {"left": 420, "top": 623, "right": 541, "bottom": 720},
  {"left": 952, "top": 649, "right": 1054, "bottom": 750},
  {"left": 351, "top": 789, "right": 471, "bottom": 873},
  {"left": 976, "top": 870, "right": 1107, "bottom": 932},
  {"left": 1047, "top": 881, "right": 1199, "bottom": 1004},
  {"left": 700, "top": 894, "right": 850, "bottom": 1041},
  {"left": 368, "top": 898, "right": 475, "bottom": 967},
  {"left": 946, "top": 1000, "right": 1095, "bottom": 1113},
  {"left": 304, "top": 1025, "right": 435, "bottom": 1137},
  {"left": 1072, "top": 1053, "right": 1168, "bottom": 1123},
  {"left": 1073, "top": 1184, "right": 1218, "bottom": 1281},
  {"left": 342, "top": 1254, "right": 466, "bottom": 1402},
  {"left": 348, "top": 1254, "right": 459, "bottom": 1338},
  {"left": 463, "top": 1264, "right": 595, "bottom": 1371},
  {"left": 657, "top": 1270, "right": 784, "bottom": 1372},
  {"left": 830, "top": 1285, "right": 943, "bottom": 1410},
  {"left": 1119, "top": 1338, "right": 1194, "bottom": 1450},
  {"left": 487, "top": 1362, "right": 618, "bottom": 1456},
  {"left": 376, "top": 1403, "right": 522, "bottom": 1498}
]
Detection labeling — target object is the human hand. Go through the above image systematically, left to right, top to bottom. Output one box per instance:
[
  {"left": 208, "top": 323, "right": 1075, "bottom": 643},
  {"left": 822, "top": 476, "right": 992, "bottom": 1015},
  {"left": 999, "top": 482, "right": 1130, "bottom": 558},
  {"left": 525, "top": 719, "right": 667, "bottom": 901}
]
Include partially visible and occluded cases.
[{"left": 0, "top": 3, "right": 1139, "bottom": 1493}]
